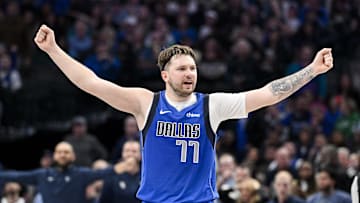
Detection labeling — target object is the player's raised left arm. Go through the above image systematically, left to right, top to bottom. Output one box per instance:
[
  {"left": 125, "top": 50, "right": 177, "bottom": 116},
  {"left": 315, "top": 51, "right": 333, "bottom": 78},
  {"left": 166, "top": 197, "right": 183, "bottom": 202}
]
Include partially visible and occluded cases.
[{"left": 244, "top": 48, "right": 333, "bottom": 113}]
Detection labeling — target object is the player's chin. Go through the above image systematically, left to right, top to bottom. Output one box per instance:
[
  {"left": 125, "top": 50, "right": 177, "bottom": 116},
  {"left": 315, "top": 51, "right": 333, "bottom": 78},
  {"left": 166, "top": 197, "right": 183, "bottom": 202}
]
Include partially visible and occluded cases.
[
  {"left": 183, "top": 86, "right": 195, "bottom": 93},
  {"left": 179, "top": 89, "right": 193, "bottom": 96}
]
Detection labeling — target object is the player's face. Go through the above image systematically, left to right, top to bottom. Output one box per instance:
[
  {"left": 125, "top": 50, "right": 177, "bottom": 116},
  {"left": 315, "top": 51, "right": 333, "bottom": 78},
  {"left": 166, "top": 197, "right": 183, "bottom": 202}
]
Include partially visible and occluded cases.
[
  {"left": 162, "top": 55, "right": 197, "bottom": 97},
  {"left": 53, "top": 142, "right": 75, "bottom": 167}
]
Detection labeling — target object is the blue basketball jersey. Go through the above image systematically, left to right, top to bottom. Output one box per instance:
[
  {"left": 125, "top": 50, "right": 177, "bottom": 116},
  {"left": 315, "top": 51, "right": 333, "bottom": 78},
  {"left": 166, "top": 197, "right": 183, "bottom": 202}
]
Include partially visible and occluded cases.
[{"left": 136, "top": 91, "right": 218, "bottom": 203}]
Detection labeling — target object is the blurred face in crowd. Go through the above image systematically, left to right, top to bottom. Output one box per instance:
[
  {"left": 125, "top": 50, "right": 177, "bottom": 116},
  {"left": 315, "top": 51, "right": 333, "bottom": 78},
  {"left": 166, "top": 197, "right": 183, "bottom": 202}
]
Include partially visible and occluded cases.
[
  {"left": 74, "top": 20, "right": 88, "bottom": 38},
  {"left": 0, "top": 54, "right": 11, "bottom": 70},
  {"left": 162, "top": 54, "right": 197, "bottom": 97},
  {"left": 124, "top": 116, "right": 139, "bottom": 137},
  {"left": 72, "top": 122, "right": 87, "bottom": 136},
  {"left": 314, "top": 134, "right": 327, "bottom": 148},
  {"left": 122, "top": 141, "right": 141, "bottom": 162},
  {"left": 53, "top": 142, "right": 76, "bottom": 167},
  {"left": 247, "top": 147, "right": 259, "bottom": 161},
  {"left": 276, "top": 148, "right": 290, "bottom": 169},
  {"left": 337, "top": 148, "right": 350, "bottom": 168},
  {"left": 40, "top": 153, "right": 53, "bottom": 168},
  {"left": 349, "top": 153, "right": 359, "bottom": 168},
  {"left": 218, "top": 154, "right": 236, "bottom": 175},
  {"left": 90, "top": 159, "right": 109, "bottom": 194},
  {"left": 92, "top": 159, "right": 109, "bottom": 170},
  {"left": 298, "top": 162, "right": 313, "bottom": 180},
  {"left": 235, "top": 166, "right": 250, "bottom": 183},
  {"left": 274, "top": 171, "right": 292, "bottom": 200},
  {"left": 315, "top": 171, "right": 334, "bottom": 193},
  {"left": 238, "top": 179, "right": 259, "bottom": 203},
  {"left": 4, "top": 182, "right": 21, "bottom": 203}
]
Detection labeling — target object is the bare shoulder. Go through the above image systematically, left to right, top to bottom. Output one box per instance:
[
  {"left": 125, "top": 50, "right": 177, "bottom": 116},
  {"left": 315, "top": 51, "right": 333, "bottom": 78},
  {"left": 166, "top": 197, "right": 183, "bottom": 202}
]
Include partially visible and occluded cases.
[
  {"left": 124, "top": 87, "right": 154, "bottom": 113},
  {"left": 130, "top": 87, "right": 155, "bottom": 128}
]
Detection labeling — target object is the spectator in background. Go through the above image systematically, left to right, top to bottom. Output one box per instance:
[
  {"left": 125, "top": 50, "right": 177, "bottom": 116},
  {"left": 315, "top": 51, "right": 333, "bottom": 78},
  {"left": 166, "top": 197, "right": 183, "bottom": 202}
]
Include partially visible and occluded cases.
[
  {"left": 299, "top": 0, "right": 329, "bottom": 28},
  {"left": 0, "top": 2, "right": 29, "bottom": 58},
  {"left": 198, "top": 10, "right": 218, "bottom": 40},
  {"left": 171, "top": 14, "right": 197, "bottom": 44},
  {"left": 138, "top": 17, "right": 175, "bottom": 82},
  {"left": 144, "top": 17, "right": 174, "bottom": 49},
  {"left": 67, "top": 19, "right": 93, "bottom": 60},
  {"left": 197, "top": 37, "right": 228, "bottom": 91},
  {"left": 227, "top": 38, "right": 257, "bottom": 91},
  {"left": 84, "top": 43, "right": 121, "bottom": 82},
  {"left": 0, "top": 54, "right": 22, "bottom": 92},
  {"left": 337, "top": 74, "right": 360, "bottom": 108},
  {"left": 282, "top": 95, "right": 312, "bottom": 139},
  {"left": 323, "top": 96, "right": 341, "bottom": 137},
  {"left": 335, "top": 98, "right": 360, "bottom": 143},
  {"left": 111, "top": 115, "right": 139, "bottom": 163},
  {"left": 64, "top": 116, "right": 108, "bottom": 167},
  {"left": 296, "top": 128, "right": 312, "bottom": 160},
  {"left": 308, "top": 133, "right": 327, "bottom": 163},
  {"left": 99, "top": 140, "right": 141, "bottom": 203},
  {"left": 0, "top": 142, "right": 121, "bottom": 203},
  {"left": 314, "top": 145, "right": 338, "bottom": 172},
  {"left": 241, "top": 147, "right": 260, "bottom": 175},
  {"left": 266, "top": 147, "right": 297, "bottom": 186},
  {"left": 336, "top": 147, "right": 353, "bottom": 191},
  {"left": 33, "top": 150, "right": 54, "bottom": 203},
  {"left": 39, "top": 150, "right": 53, "bottom": 169},
  {"left": 217, "top": 153, "right": 237, "bottom": 203},
  {"left": 348, "top": 153, "right": 359, "bottom": 178},
  {"left": 86, "top": 159, "right": 110, "bottom": 203},
  {"left": 292, "top": 161, "right": 316, "bottom": 200},
  {"left": 216, "top": 165, "right": 252, "bottom": 203},
  {"left": 307, "top": 168, "right": 351, "bottom": 203},
  {"left": 267, "top": 171, "right": 305, "bottom": 203},
  {"left": 236, "top": 178, "right": 262, "bottom": 203},
  {"left": 1, "top": 182, "right": 25, "bottom": 203}
]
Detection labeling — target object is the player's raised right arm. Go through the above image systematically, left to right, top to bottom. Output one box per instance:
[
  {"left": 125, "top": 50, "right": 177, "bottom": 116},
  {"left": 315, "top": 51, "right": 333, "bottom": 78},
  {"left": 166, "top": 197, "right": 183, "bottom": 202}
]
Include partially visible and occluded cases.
[{"left": 34, "top": 25, "right": 152, "bottom": 120}]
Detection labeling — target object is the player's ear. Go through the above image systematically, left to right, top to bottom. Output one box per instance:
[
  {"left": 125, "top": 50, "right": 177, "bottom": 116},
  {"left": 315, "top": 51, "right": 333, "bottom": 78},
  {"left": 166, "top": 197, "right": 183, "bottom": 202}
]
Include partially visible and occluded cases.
[{"left": 161, "top": 71, "right": 168, "bottom": 82}]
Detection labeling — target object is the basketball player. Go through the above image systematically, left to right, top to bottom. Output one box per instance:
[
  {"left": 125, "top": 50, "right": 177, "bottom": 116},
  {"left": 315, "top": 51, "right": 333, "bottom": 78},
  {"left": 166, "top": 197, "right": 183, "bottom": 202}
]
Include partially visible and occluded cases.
[{"left": 34, "top": 24, "right": 333, "bottom": 203}]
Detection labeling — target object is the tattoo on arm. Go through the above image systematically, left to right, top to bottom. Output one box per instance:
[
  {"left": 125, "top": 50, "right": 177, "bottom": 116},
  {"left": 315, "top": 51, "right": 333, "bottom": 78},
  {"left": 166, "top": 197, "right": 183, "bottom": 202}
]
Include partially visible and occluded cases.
[{"left": 269, "top": 66, "right": 315, "bottom": 97}]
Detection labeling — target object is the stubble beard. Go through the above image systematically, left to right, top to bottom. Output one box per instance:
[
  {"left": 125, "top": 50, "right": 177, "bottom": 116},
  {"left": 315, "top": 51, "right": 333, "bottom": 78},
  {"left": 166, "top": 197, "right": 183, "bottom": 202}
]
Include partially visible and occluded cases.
[{"left": 168, "top": 80, "right": 194, "bottom": 97}]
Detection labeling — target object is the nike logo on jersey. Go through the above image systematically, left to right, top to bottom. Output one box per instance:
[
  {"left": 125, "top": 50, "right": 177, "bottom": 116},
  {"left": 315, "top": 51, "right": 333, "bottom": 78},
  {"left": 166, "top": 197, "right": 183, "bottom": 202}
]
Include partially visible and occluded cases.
[{"left": 160, "top": 110, "right": 172, "bottom": 115}]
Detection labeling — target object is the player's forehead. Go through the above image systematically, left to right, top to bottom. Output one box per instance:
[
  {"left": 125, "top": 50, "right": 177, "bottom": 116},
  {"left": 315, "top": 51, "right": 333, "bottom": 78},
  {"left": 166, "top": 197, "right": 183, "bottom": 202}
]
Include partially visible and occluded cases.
[{"left": 168, "top": 54, "right": 196, "bottom": 68}]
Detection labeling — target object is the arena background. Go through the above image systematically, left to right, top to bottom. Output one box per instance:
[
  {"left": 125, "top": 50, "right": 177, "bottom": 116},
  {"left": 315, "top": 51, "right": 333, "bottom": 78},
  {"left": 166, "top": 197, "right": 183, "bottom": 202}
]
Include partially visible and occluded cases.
[{"left": 0, "top": 0, "right": 359, "bottom": 202}]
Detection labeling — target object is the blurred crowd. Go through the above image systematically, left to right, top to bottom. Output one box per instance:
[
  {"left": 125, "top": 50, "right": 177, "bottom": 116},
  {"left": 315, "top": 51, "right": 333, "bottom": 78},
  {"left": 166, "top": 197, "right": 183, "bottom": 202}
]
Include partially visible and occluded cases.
[{"left": 0, "top": 0, "right": 359, "bottom": 202}]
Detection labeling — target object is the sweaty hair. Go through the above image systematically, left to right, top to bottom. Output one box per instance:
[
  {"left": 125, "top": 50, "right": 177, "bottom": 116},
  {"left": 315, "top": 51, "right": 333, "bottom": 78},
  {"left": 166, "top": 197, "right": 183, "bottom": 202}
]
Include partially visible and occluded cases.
[{"left": 157, "top": 44, "right": 196, "bottom": 71}]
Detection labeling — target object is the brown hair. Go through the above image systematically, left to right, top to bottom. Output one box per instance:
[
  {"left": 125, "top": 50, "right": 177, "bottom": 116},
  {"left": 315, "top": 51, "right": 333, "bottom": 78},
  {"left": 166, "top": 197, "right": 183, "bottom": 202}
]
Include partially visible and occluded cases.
[{"left": 157, "top": 44, "right": 196, "bottom": 71}]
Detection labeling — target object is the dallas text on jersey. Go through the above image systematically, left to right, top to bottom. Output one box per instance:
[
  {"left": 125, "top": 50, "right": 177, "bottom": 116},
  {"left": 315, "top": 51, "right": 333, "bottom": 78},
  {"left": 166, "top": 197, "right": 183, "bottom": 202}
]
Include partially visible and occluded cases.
[{"left": 156, "top": 121, "right": 200, "bottom": 139}]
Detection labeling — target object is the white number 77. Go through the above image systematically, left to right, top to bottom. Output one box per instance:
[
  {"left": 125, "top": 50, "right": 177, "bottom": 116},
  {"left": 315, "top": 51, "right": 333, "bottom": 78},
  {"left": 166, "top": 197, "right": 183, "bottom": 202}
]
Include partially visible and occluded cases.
[{"left": 176, "top": 140, "right": 199, "bottom": 163}]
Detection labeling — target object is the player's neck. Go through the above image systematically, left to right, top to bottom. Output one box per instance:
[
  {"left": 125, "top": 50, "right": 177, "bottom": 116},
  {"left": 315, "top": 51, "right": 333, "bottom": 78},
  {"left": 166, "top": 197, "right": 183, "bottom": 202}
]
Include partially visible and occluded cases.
[{"left": 165, "top": 90, "right": 196, "bottom": 111}]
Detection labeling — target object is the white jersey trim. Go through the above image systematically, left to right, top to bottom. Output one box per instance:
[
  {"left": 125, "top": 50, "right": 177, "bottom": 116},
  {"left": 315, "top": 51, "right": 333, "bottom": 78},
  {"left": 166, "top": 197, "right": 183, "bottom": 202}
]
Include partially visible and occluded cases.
[{"left": 209, "top": 93, "right": 248, "bottom": 132}]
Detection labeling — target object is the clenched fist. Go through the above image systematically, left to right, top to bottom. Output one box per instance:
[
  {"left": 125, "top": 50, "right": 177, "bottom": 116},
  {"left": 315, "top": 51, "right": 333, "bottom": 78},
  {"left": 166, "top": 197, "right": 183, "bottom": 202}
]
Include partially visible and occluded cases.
[
  {"left": 34, "top": 24, "right": 57, "bottom": 53},
  {"left": 311, "top": 48, "right": 334, "bottom": 75}
]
